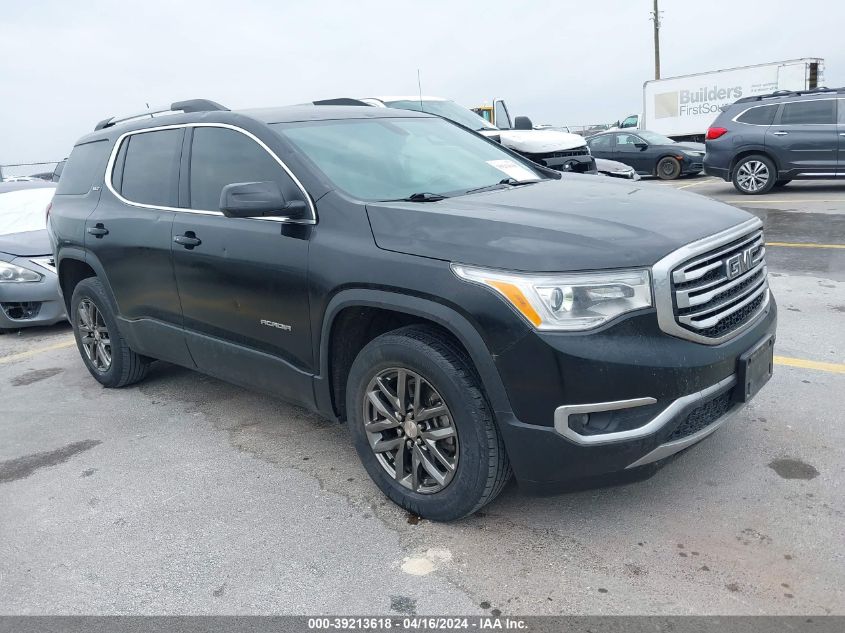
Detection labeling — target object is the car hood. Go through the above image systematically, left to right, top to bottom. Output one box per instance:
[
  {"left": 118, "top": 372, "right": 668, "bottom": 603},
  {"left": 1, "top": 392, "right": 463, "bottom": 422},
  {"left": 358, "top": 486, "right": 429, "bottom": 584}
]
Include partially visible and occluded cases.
[
  {"left": 483, "top": 129, "right": 587, "bottom": 153},
  {"left": 366, "top": 176, "right": 752, "bottom": 271},
  {"left": 0, "top": 229, "right": 51, "bottom": 257}
]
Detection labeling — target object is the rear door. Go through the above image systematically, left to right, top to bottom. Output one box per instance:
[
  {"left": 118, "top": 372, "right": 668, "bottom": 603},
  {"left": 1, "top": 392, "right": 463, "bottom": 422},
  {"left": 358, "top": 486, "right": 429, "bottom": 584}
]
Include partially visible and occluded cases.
[
  {"left": 765, "top": 98, "right": 838, "bottom": 175},
  {"left": 171, "top": 124, "right": 314, "bottom": 404},
  {"left": 85, "top": 127, "right": 191, "bottom": 365}
]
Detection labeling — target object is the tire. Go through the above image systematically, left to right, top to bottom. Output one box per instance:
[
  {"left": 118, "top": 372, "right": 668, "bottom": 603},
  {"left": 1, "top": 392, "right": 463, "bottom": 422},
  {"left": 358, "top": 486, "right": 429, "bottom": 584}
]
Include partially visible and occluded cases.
[
  {"left": 732, "top": 154, "right": 776, "bottom": 195},
  {"left": 656, "top": 156, "right": 681, "bottom": 180},
  {"left": 774, "top": 179, "right": 791, "bottom": 188},
  {"left": 70, "top": 277, "right": 150, "bottom": 387},
  {"left": 346, "top": 325, "right": 511, "bottom": 521}
]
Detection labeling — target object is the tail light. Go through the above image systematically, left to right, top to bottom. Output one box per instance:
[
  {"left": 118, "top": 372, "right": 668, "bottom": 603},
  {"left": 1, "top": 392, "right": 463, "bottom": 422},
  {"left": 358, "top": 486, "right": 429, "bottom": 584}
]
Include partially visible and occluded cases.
[{"left": 706, "top": 127, "right": 727, "bottom": 140}]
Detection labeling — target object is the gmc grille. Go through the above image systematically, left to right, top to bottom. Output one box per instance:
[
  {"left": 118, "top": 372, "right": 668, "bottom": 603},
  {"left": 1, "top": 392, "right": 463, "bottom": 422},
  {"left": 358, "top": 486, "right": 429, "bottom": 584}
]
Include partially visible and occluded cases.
[{"left": 671, "top": 229, "right": 768, "bottom": 339}]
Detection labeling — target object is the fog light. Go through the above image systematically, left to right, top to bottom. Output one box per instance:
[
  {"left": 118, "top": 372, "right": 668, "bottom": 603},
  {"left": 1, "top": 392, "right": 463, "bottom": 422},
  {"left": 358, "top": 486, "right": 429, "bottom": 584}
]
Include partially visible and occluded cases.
[{"left": 568, "top": 413, "right": 590, "bottom": 431}]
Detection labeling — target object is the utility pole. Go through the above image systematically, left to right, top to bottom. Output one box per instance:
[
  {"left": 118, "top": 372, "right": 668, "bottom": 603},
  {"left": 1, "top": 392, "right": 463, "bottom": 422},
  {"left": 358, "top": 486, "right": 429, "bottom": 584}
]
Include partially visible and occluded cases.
[{"left": 650, "top": 0, "right": 662, "bottom": 80}]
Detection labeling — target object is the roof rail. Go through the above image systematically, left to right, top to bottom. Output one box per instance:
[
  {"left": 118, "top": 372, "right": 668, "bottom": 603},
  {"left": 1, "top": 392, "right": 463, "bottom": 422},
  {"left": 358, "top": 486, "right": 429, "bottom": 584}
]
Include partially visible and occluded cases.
[
  {"left": 734, "top": 86, "right": 845, "bottom": 104},
  {"left": 94, "top": 99, "right": 229, "bottom": 131}
]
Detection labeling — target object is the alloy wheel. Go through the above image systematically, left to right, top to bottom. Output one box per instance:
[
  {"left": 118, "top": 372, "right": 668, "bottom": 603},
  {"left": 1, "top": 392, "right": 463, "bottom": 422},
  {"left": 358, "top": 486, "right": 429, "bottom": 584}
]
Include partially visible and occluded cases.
[
  {"left": 736, "top": 160, "right": 770, "bottom": 192},
  {"left": 77, "top": 299, "right": 112, "bottom": 372},
  {"left": 362, "top": 367, "right": 459, "bottom": 494}
]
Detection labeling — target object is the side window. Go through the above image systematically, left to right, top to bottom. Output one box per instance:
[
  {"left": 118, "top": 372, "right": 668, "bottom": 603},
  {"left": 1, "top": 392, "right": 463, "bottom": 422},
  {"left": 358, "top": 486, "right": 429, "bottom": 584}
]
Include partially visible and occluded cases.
[
  {"left": 839, "top": 99, "right": 845, "bottom": 125},
  {"left": 780, "top": 100, "right": 836, "bottom": 125},
  {"left": 736, "top": 105, "right": 777, "bottom": 126},
  {"left": 620, "top": 115, "right": 638, "bottom": 128},
  {"left": 189, "top": 127, "right": 297, "bottom": 211},
  {"left": 119, "top": 129, "right": 183, "bottom": 207},
  {"left": 615, "top": 133, "right": 640, "bottom": 148},
  {"left": 588, "top": 135, "right": 612, "bottom": 151},
  {"left": 56, "top": 140, "right": 109, "bottom": 195}
]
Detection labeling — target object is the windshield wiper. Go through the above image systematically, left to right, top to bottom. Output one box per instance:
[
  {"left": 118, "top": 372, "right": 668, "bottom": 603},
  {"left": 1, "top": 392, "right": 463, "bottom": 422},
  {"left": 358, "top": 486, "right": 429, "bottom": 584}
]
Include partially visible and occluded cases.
[
  {"left": 463, "top": 178, "right": 539, "bottom": 195},
  {"left": 382, "top": 192, "right": 449, "bottom": 202}
]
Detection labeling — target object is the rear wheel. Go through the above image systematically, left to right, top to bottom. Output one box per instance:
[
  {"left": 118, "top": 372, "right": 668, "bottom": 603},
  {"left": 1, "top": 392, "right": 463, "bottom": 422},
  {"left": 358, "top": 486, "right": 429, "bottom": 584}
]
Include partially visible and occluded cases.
[
  {"left": 732, "top": 155, "right": 776, "bottom": 195},
  {"left": 656, "top": 156, "right": 681, "bottom": 180},
  {"left": 71, "top": 278, "right": 150, "bottom": 387},
  {"left": 346, "top": 326, "right": 511, "bottom": 521}
]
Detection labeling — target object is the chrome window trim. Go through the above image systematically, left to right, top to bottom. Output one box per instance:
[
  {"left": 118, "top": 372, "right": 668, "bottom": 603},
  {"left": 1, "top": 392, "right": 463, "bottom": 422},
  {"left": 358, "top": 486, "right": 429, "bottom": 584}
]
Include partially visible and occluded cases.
[
  {"left": 732, "top": 97, "right": 842, "bottom": 127},
  {"left": 731, "top": 103, "right": 780, "bottom": 126},
  {"left": 103, "top": 122, "right": 317, "bottom": 225},
  {"left": 652, "top": 217, "right": 770, "bottom": 345},
  {"left": 554, "top": 375, "right": 736, "bottom": 446}
]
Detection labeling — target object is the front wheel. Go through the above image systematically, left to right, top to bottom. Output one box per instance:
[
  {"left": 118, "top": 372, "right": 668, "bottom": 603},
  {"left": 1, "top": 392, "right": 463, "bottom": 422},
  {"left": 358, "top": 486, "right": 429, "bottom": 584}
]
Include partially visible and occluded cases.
[
  {"left": 732, "top": 155, "right": 776, "bottom": 195},
  {"left": 656, "top": 156, "right": 681, "bottom": 180},
  {"left": 346, "top": 326, "right": 511, "bottom": 521}
]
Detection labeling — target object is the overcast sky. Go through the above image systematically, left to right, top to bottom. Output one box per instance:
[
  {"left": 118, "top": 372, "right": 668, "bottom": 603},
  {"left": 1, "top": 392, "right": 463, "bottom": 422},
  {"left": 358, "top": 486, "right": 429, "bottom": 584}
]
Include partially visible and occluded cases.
[{"left": 2, "top": 0, "right": 844, "bottom": 167}]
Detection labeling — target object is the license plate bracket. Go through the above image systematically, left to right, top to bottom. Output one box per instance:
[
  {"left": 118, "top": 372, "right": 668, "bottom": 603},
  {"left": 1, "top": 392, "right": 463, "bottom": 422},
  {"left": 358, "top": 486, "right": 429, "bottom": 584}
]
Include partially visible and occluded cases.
[{"left": 735, "top": 335, "right": 774, "bottom": 403}]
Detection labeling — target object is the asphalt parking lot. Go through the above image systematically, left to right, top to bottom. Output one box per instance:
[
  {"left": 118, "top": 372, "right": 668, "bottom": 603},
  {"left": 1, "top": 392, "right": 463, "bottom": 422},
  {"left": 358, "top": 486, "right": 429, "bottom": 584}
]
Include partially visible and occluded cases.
[{"left": 1, "top": 179, "right": 843, "bottom": 616}]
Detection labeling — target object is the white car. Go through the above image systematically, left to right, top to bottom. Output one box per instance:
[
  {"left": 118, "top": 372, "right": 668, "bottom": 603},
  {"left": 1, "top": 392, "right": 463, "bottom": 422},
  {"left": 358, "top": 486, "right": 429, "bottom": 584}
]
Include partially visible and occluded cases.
[{"left": 360, "top": 96, "right": 597, "bottom": 174}]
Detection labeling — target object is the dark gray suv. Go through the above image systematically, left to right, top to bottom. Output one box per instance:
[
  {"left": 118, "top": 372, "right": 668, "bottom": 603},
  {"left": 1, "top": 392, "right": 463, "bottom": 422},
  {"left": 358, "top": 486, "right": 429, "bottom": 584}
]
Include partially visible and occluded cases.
[{"left": 704, "top": 88, "right": 845, "bottom": 194}]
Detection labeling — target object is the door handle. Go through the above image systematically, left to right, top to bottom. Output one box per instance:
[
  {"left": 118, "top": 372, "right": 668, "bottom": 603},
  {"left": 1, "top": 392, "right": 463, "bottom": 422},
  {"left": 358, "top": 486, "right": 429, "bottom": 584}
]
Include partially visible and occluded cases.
[
  {"left": 772, "top": 131, "right": 788, "bottom": 136},
  {"left": 840, "top": 133, "right": 845, "bottom": 137},
  {"left": 87, "top": 224, "right": 109, "bottom": 238},
  {"left": 173, "top": 233, "right": 202, "bottom": 249}
]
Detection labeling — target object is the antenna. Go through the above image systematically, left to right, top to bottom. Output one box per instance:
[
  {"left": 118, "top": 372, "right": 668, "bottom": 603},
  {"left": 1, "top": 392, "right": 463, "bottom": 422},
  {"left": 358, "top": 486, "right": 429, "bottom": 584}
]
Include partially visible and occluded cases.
[{"left": 417, "top": 69, "right": 425, "bottom": 112}]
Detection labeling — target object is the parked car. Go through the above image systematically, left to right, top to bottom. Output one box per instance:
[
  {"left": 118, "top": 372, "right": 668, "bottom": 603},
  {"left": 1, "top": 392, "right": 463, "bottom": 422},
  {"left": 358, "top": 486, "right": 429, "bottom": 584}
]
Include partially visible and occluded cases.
[
  {"left": 705, "top": 87, "right": 844, "bottom": 194},
  {"left": 358, "top": 96, "right": 598, "bottom": 174},
  {"left": 50, "top": 99, "right": 776, "bottom": 521},
  {"left": 587, "top": 130, "right": 705, "bottom": 179},
  {"left": 0, "top": 181, "right": 65, "bottom": 332}
]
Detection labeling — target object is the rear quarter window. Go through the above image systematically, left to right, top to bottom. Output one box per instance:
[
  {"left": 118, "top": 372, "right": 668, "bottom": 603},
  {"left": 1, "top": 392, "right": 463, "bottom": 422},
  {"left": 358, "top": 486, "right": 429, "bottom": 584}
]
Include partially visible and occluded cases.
[
  {"left": 736, "top": 105, "right": 777, "bottom": 126},
  {"left": 55, "top": 140, "right": 110, "bottom": 195}
]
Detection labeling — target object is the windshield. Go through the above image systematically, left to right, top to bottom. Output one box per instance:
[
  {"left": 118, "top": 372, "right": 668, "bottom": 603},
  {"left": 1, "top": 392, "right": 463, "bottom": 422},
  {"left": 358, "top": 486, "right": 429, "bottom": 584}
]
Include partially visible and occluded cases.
[
  {"left": 383, "top": 100, "right": 498, "bottom": 131},
  {"left": 272, "top": 117, "right": 541, "bottom": 201},
  {"left": 637, "top": 131, "right": 676, "bottom": 145},
  {"left": 0, "top": 188, "right": 54, "bottom": 236}
]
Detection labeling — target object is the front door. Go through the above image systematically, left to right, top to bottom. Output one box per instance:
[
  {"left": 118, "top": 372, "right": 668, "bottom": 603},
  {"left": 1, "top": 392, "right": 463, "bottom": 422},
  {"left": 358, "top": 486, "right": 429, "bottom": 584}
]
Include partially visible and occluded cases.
[
  {"left": 765, "top": 98, "right": 839, "bottom": 176},
  {"left": 171, "top": 125, "right": 314, "bottom": 405},
  {"left": 613, "top": 133, "right": 651, "bottom": 173}
]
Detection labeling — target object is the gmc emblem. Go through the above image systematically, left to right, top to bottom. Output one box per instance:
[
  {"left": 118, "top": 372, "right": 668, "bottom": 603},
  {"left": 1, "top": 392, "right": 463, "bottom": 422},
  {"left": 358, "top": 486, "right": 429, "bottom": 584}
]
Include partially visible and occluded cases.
[{"left": 726, "top": 248, "right": 754, "bottom": 280}]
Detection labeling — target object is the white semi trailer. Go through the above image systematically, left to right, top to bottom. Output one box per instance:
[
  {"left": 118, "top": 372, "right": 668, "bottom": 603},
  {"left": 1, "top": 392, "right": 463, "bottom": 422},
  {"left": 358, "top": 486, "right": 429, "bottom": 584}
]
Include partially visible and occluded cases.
[{"left": 616, "top": 58, "right": 824, "bottom": 142}]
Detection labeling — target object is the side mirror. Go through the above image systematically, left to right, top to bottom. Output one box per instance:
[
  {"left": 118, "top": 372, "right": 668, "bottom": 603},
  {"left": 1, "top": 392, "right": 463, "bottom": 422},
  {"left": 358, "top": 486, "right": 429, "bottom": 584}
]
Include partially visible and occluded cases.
[
  {"left": 513, "top": 116, "right": 533, "bottom": 130},
  {"left": 634, "top": 142, "right": 648, "bottom": 150},
  {"left": 219, "top": 181, "right": 307, "bottom": 219}
]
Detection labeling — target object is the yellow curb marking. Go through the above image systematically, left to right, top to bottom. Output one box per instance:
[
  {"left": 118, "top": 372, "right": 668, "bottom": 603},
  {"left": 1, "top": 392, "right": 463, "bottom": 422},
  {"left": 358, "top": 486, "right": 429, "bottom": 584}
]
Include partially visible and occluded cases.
[
  {"left": 0, "top": 338, "right": 75, "bottom": 365},
  {"left": 775, "top": 355, "right": 845, "bottom": 375}
]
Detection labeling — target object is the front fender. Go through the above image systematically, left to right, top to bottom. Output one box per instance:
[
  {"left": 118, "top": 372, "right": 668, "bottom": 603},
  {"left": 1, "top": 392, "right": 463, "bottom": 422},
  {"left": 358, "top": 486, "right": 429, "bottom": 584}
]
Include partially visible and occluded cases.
[{"left": 315, "top": 289, "right": 516, "bottom": 421}]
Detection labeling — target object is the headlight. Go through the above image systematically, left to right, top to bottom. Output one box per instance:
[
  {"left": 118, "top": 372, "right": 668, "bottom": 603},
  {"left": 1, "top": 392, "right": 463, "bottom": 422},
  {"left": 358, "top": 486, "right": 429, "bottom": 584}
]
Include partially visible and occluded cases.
[
  {"left": 682, "top": 150, "right": 703, "bottom": 158},
  {"left": 0, "top": 261, "right": 43, "bottom": 283},
  {"left": 452, "top": 264, "right": 652, "bottom": 331}
]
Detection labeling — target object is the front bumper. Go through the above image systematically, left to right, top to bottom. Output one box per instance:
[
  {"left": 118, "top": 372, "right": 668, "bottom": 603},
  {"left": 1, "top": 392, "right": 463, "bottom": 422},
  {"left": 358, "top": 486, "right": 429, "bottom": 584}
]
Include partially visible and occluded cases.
[
  {"left": 0, "top": 257, "right": 66, "bottom": 329},
  {"left": 493, "top": 297, "right": 777, "bottom": 489}
]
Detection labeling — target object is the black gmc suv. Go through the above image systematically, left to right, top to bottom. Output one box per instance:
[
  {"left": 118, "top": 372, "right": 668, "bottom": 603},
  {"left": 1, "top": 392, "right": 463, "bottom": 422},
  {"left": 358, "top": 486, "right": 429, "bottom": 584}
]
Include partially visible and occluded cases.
[{"left": 49, "top": 99, "right": 777, "bottom": 521}]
